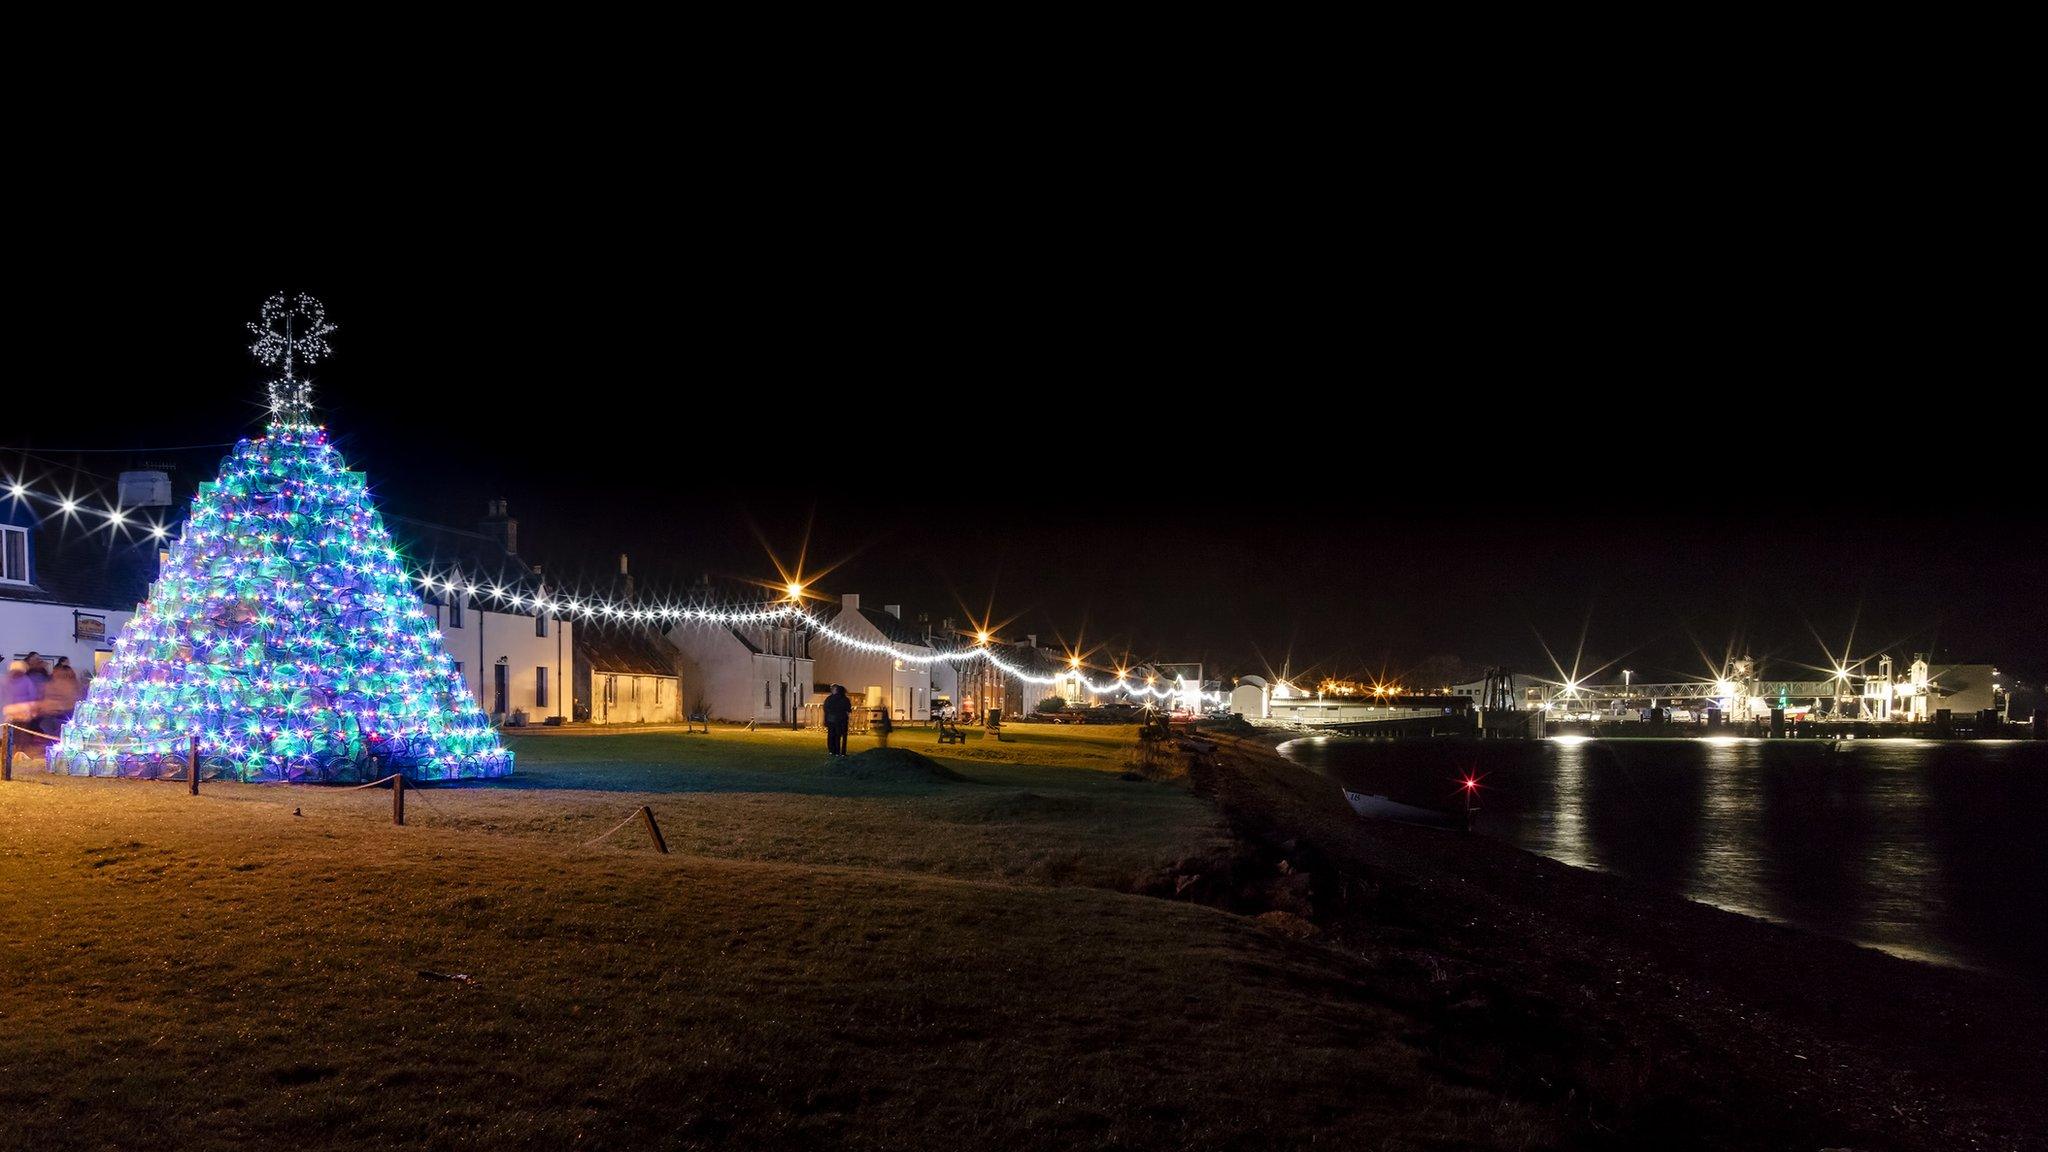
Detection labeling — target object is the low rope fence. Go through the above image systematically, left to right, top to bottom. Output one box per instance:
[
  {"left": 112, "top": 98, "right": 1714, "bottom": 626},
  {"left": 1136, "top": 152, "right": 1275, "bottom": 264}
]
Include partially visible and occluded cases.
[
  {"left": 9, "top": 726, "right": 207, "bottom": 792},
  {"left": 9, "top": 728, "right": 676, "bottom": 852},
  {"left": 584, "top": 805, "right": 670, "bottom": 853}
]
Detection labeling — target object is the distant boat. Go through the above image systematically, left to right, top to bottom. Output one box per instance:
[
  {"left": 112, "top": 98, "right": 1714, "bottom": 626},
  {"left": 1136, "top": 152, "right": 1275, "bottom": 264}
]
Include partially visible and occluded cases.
[{"left": 1343, "top": 788, "right": 1463, "bottom": 829}]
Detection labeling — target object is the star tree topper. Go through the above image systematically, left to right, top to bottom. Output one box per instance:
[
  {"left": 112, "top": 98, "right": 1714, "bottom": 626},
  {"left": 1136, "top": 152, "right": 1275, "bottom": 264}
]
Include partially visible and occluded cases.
[{"left": 247, "top": 292, "right": 337, "bottom": 423}]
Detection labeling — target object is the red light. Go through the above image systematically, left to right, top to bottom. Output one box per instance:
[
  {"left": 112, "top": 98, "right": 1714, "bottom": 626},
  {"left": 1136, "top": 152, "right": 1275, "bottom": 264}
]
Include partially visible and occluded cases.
[{"left": 1461, "top": 776, "right": 1480, "bottom": 791}]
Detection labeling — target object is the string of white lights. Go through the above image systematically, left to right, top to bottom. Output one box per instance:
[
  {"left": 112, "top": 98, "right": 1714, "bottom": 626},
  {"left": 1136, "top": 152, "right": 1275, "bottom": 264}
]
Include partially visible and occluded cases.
[{"left": 0, "top": 478, "right": 1229, "bottom": 705}]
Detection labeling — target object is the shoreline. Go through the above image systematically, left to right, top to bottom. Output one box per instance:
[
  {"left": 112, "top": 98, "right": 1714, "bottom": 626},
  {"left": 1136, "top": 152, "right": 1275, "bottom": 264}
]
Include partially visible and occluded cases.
[
  {"left": 1172, "top": 727, "right": 2048, "bottom": 1149},
  {"left": 1267, "top": 729, "right": 2002, "bottom": 976}
]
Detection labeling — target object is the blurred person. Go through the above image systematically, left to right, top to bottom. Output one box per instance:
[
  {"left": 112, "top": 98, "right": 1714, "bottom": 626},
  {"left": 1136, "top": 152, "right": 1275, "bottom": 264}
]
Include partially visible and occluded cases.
[
  {"left": 40, "top": 658, "right": 79, "bottom": 735},
  {"left": 3, "top": 660, "right": 38, "bottom": 730}
]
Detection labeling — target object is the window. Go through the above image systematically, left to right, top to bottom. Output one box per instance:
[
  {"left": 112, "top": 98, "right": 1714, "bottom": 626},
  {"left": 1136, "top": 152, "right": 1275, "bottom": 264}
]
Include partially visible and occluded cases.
[
  {"left": 1, "top": 525, "right": 28, "bottom": 584},
  {"left": 448, "top": 597, "right": 464, "bottom": 629},
  {"left": 536, "top": 612, "right": 549, "bottom": 638},
  {"left": 453, "top": 660, "right": 464, "bottom": 679},
  {"left": 493, "top": 664, "right": 509, "bottom": 715},
  {"left": 536, "top": 666, "right": 549, "bottom": 708},
  {"left": 655, "top": 680, "right": 664, "bottom": 704},
  {"left": 764, "top": 680, "right": 772, "bottom": 706}
]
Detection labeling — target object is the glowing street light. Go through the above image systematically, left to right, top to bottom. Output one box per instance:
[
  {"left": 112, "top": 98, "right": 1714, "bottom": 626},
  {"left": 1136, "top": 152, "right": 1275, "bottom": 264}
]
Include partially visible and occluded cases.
[
  {"left": 779, "top": 582, "right": 805, "bottom": 729},
  {"left": 977, "top": 630, "right": 991, "bottom": 646}
]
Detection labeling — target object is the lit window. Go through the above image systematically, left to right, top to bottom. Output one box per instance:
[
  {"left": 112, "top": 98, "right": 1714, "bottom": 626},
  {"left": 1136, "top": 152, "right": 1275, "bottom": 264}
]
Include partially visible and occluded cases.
[{"left": 0, "top": 525, "right": 29, "bottom": 584}]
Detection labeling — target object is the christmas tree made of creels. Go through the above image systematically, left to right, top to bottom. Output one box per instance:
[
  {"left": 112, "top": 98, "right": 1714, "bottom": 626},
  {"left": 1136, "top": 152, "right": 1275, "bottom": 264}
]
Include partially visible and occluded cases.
[{"left": 53, "top": 293, "right": 511, "bottom": 783}]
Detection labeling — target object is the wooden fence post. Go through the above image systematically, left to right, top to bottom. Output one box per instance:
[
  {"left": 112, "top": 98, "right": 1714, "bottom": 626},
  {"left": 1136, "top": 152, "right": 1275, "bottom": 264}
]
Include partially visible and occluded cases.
[
  {"left": 3, "top": 724, "right": 13, "bottom": 782},
  {"left": 187, "top": 736, "right": 199, "bottom": 795},
  {"left": 393, "top": 772, "right": 405, "bottom": 826},
  {"left": 639, "top": 805, "right": 668, "bottom": 854}
]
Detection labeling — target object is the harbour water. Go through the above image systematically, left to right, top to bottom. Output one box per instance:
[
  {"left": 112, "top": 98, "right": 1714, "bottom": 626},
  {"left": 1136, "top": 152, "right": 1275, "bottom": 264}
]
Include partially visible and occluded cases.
[{"left": 1282, "top": 735, "right": 2048, "bottom": 980}]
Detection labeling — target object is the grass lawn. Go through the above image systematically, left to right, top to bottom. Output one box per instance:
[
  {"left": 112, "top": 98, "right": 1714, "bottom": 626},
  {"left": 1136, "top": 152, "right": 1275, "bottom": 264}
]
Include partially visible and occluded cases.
[{"left": 0, "top": 725, "right": 1547, "bottom": 1150}]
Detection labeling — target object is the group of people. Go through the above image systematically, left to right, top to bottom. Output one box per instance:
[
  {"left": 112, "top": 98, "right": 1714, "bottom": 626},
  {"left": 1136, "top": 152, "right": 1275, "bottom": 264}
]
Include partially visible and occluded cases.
[
  {"left": 3, "top": 653, "right": 81, "bottom": 738},
  {"left": 819, "top": 684, "right": 895, "bottom": 755}
]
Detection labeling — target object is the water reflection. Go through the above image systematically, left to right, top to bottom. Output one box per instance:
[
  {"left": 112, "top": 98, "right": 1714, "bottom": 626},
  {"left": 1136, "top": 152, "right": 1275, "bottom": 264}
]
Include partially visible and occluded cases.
[
  {"left": 1284, "top": 736, "right": 2048, "bottom": 980},
  {"left": 1585, "top": 741, "right": 1705, "bottom": 893}
]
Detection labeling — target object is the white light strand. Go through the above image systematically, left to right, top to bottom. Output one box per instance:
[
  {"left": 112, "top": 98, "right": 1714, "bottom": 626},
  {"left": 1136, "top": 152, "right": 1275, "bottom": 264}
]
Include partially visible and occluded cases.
[
  {"left": 247, "top": 292, "right": 335, "bottom": 423},
  {"left": 1, "top": 478, "right": 1229, "bottom": 705}
]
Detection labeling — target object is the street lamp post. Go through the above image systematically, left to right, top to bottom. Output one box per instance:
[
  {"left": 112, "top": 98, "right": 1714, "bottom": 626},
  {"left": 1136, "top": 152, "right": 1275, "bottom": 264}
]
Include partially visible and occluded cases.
[{"left": 786, "top": 582, "right": 804, "bottom": 730}]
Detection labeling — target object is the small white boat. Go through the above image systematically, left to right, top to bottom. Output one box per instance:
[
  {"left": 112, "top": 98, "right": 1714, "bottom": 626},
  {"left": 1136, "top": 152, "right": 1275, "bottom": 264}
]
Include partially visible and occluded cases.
[{"left": 1343, "top": 788, "right": 1463, "bottom": 829}]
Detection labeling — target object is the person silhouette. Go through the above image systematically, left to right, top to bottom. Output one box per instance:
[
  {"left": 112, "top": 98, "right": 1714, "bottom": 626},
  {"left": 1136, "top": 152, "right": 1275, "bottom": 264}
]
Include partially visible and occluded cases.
[{"left": 823, "top": 684, "right": 852, "bottom": 756}]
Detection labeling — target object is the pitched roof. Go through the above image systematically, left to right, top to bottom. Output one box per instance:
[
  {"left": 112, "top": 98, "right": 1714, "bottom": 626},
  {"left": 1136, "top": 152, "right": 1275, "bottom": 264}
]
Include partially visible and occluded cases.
[
  {"left": 2, "top": 477, "right": 176, "bottom": 610},
  {"left": 0, "top": 501, "right": 170, "bottom": 613},
  {"left": 387, "top": 516, "right": 540, "bottom": 588},
  {"left": 812, "top": 603, "right": 934, "bottom": 648},
  {"left": 575, "top": 625, "right": 678, "bottom": 677},
  {"left": 1001, "top": 642, "right": 1068, "bottom": 677}
]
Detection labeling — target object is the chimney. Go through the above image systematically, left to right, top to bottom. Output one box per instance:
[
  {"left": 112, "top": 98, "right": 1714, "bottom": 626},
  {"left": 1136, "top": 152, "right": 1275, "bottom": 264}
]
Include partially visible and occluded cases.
[
  {"left": 117, "top": 470, "right": 172, "bottom": 508},
  {"left": 480, "top": 498, "right": 517, "bottom": 556},
  {"left": 620, "top": 553, "right": 634, "bottom": 605},
  {"left": 842, "top": 593, "right": 860, "bottom": 612},
  {"left": 885, "top": 604, "right": 901, "bottom": 619},
  {"left": 1026, "top": 634, "right": 1037, "bottom": 649}
]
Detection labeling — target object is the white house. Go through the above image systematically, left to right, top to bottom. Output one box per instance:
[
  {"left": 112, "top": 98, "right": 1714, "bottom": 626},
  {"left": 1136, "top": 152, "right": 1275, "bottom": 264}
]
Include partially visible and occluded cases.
[
  {"left": 0, "top": 469, "right": 171, "bottom": 689},
  {"left": 395, "top": 503, "right": 571, "bottom": 725},
  {"left": 811, "top": 594, "right": 934, "bottom": 721},
  {"left": 667, "top": 614, "right": 815, "bottom": 724},
  {"left": 574, "top": 626, "right": 681, "bottom": 725},
  {"left": 924, "top": 629, "right": 966, "bottom": 717},
  {"left": 1004, "top": 636, "right": 1068, "bottom": 718},
  {"left": 1230, "top": 674, "right": 1270, "bottom": 719}
]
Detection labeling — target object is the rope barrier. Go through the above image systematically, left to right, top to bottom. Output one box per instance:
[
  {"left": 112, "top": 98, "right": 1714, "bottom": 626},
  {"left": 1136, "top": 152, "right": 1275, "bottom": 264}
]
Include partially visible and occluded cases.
[
  {"left": 9, "top": 722, "right": 202, "bottom": 756},
  {"left": 583, "top": 805, "right": 669, "bottom": 852},
  {"left": 583, "top": 809, "right": 647, "bottom": 846}
]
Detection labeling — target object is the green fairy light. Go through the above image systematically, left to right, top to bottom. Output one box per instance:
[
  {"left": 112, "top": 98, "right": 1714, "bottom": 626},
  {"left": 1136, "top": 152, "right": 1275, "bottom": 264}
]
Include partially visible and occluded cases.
[{"left": 50, "top": 295, "right": 511, "bottom": 784}]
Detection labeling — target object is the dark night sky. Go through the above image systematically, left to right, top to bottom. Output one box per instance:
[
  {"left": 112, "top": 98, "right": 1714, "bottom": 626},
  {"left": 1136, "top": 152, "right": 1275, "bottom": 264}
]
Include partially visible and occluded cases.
[{"left": 6, "top": 204, "right": 2043, "bottom": 684}]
